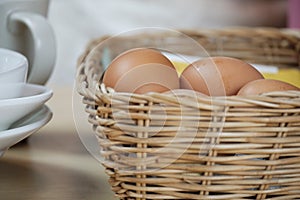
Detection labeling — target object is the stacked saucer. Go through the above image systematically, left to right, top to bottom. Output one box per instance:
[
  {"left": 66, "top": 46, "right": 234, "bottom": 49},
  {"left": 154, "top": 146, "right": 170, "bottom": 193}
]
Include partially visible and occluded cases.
[{"left": 0, "top": 48, "right": 53, "bottom": 157}]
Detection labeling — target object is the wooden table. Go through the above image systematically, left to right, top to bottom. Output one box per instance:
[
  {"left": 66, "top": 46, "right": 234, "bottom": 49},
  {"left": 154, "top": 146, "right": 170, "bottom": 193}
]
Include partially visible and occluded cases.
[{"left": 0, "top": 85, "right": 117, "bottom": 200}]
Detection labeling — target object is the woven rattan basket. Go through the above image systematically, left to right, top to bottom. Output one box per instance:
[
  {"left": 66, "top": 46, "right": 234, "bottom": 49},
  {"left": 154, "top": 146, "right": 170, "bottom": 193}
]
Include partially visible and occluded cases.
[{"left": 76, "top": 28, "right": 300, "bottom": 200}]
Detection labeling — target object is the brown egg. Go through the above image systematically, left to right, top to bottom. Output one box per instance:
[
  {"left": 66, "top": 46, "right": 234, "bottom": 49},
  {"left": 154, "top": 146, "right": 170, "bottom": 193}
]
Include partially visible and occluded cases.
[
  {"left": 103, "top": 48, "right": 179, "bottom": 94},
  {"left": 180, "top": 57, "right": 264, "bottom": 96},
  {"left": 237, "top": 79, "right": 300, "bottom": 96}
]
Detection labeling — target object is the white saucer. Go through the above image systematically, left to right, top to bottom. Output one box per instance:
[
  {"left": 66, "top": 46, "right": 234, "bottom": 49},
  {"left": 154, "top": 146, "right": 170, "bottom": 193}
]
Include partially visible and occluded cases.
[
  {"left": 0, "top": 83, "right": 52, "bottom": 131},
  {"left": 0, "top": 105, "right": 52, "bottom": 157}
]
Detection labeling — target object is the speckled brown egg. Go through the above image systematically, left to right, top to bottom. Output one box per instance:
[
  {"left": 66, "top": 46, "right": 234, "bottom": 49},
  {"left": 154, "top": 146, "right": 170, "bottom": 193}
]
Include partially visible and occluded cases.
[
  {"left": 103, "top": 48, "right": 179, "bottom": 94},
  {"left": 180, "top": 57, "right": 264, "bottom": 96},
  {"left": 237, "top": 79, "right": 300, "bottom": 96}
]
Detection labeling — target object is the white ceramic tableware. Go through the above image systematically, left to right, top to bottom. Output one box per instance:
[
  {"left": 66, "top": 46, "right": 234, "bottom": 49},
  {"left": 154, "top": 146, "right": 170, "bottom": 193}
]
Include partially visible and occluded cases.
[
  {"left": 0, "top": 0, "right": 56, "bottom": 84},
  {"left": 0, "top": 48, "right": 28, "bottom": 83},
  {"left": 0, "top": 83, "right": 52, "bottom": 131},
  {"left": 0, "top": 105, "right": 52, "bottom": 157}
]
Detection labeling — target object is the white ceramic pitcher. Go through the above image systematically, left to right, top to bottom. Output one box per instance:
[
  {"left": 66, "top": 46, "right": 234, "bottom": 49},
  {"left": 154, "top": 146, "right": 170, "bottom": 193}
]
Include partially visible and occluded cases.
[{"left": 0, "top": 0, "right": 56, "bottom": 85}]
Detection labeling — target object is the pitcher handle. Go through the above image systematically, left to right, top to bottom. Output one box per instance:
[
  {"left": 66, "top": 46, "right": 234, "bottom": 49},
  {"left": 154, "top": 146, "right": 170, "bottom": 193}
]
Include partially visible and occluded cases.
[{"left": 8, "top": 11, "right": 56, "bottom": 85}]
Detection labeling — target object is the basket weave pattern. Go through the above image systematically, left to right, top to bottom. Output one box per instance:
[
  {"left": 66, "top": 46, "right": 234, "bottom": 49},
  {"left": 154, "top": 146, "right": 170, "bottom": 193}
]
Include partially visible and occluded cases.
[{"left": 77, "top": 28, "right": 300, "bottom": 199}]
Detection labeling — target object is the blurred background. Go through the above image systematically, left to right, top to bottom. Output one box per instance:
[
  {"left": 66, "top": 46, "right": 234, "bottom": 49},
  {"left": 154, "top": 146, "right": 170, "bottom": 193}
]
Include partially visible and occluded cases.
[{"left": 46, "top": 0, "right": 289, "bottom": 86}]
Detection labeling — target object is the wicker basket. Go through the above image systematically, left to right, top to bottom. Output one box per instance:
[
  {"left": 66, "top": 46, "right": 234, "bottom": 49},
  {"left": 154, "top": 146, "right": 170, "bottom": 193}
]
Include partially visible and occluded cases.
[{"left": 76, "top": 28, "right": 300, "bottom": 200}]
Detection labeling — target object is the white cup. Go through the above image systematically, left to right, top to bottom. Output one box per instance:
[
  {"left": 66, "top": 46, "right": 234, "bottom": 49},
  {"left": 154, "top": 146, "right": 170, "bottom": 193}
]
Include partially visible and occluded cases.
[
  {"left": 0, "top": 0, "right": 56, "bottom": 85},
  {"left": 0, "top": 48, "right": 28, "bottom": 84},
  {"left": 0, "top": 48, "right": 29, "bottom": 100}
]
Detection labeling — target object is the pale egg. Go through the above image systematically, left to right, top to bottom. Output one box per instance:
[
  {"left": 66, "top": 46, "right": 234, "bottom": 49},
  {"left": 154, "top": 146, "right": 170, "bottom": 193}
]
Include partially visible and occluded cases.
[{"left": 237, "top": 79, "right": 300, "bottom": 96}]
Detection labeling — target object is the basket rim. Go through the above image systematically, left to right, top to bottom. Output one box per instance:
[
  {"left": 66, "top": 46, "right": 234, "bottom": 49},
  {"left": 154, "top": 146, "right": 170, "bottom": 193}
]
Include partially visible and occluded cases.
[{"left": 76, "top": 27, "right": 300, "bottom": 105}]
